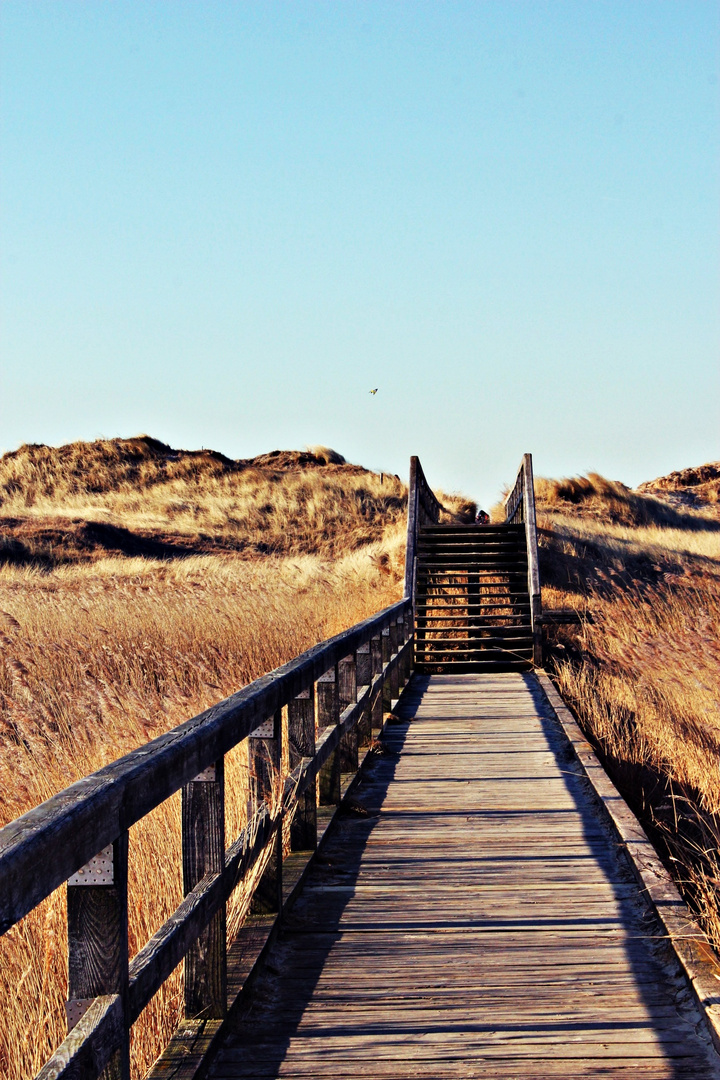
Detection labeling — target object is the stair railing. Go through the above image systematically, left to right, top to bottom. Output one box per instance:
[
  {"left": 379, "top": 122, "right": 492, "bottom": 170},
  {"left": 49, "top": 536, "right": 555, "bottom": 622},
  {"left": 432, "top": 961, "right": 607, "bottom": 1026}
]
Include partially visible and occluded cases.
[
  {"left": 504, "top": 454, "right": 542, "bottom": 666},
  {"left": 404, "top": 456, "right": 444, "bottom": 608}
]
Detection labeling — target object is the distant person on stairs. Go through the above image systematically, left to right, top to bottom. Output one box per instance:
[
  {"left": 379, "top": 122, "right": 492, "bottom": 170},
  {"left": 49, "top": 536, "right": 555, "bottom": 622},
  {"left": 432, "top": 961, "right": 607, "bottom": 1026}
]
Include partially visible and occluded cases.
[{"left": 475, "top": 509, "right": 490, "bottom": 525}]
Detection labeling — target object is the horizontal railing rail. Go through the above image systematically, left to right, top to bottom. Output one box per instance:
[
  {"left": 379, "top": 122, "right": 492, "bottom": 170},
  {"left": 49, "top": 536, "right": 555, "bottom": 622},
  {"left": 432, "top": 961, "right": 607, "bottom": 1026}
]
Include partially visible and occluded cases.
[
  {"left": 504, "top": 453, "right": 542, "bottom": 665},
  {"left": 0, "top": 595, "right": 414, "bottom": 1080}
]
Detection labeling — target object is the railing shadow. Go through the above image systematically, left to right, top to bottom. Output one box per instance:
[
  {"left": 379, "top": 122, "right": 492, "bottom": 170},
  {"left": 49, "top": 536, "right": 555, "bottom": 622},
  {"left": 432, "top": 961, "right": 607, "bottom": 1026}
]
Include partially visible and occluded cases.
[
  {"left": 521, "top": 671, "right": 712, "bottom": 1078},
  {"left": 211, "top": 678, "right": 428, "bottom": 1077}
]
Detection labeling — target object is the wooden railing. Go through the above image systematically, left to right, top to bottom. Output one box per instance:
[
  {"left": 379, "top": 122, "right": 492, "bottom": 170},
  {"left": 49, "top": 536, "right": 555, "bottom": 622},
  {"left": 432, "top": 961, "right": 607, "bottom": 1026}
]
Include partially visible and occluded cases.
[
  {"left": 503, "top": 453, "right": 542, "bottom": 665},
  {"left": 404, "top": 456, "right": 444, "bottom": 604},
  {"left": 0, "top": 598, "right": 413, "bottom": 1080}
]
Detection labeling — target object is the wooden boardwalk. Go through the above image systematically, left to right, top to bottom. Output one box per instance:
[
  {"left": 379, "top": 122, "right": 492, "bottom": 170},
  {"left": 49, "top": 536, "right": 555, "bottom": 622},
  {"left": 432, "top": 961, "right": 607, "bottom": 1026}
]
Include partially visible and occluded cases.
[{"left": 208, "top": 673, "right": 720, "bottom": 1079}]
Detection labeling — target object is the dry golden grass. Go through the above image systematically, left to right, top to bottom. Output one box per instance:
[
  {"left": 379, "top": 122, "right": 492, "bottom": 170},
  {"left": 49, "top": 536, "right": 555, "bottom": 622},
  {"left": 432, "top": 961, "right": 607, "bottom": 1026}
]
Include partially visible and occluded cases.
[
  {"left": 0, "top": 435, "right": 415, "bottom": 1080},
  {"left": 0, "top": 437, "right": 409, "bottom": 561},
  {"left": 536, "top": 471, "right": 720, "bottom": 953}
]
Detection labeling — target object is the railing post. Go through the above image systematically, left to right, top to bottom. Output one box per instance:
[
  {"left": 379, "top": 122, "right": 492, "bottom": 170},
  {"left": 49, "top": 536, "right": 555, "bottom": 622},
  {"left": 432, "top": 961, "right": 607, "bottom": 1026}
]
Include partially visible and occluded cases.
[
  {"left": 522, "top": 453, "right": 543, "bottom": 667},
  {"left": 404, "top": 457, "right": 419, "bottom": 604},
  {"left": 403, "top": 607, "right": 414, "bottom": 684},
  {"left": 388, "top": 617, "right": 400, "bottom": 703},
  {"left": 381, "top": 625, "right": 392, "bottom": 711},
  {"left": 370, "top": 633, "right": 383, "bottom": 736},
  {"left": 356, "top": 641, "right": 373, "bottom": 748},
  {"left": 338, "top": 652, "right": 358, "bottom": 772},
  {"left": 317, "top": 665, "right": 341, "bottom": 805},
  {"left": 288, "top": 689, "right": 317, "bottom": 851},
  {"left": 249, "top": 709, "right": 282, "bottom": 914},
  {"left": 182, "top": 758, "right": 227, "bottom": 1019},
  {"left": 66, "top": 833, "right": 130, "bottom": 1080}
]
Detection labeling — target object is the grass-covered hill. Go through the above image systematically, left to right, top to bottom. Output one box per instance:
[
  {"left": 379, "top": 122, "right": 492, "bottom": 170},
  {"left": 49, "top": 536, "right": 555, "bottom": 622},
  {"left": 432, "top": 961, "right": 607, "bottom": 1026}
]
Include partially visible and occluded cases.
[{"left": 0, "top": 436, "right": 414, "bottom": 564}]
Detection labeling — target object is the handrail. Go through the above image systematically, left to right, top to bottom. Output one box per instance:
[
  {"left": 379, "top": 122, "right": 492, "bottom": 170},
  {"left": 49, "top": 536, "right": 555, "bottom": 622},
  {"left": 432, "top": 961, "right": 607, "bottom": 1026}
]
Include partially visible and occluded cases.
[
  {"left": 503, "top": 453, "right": 542, "bottom": 665},
  {"left": 404, "top": 456, "right": 444, "bottom": 604},
  {"left": 0, "top": 593, "right": 414, "bottom": 1080}
]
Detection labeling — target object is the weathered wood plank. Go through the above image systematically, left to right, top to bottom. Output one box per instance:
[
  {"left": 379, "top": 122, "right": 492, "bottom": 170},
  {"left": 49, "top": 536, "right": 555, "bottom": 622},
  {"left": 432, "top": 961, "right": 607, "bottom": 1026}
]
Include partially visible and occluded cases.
[
  {"left": 205, "top": 672, "right": 720, "bottom": 1080},
  {"left": 182, "top": 759, "right": 226, "bottom": 1020},
  {"left": 66, "top": 833, "right": 129, "bottom": 1080}
]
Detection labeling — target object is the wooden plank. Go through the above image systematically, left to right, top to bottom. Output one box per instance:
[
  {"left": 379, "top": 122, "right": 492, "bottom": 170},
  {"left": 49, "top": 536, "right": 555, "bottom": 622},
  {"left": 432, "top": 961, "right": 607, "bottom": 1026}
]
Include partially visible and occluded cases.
[
  {"left": 337, "top": 654, "right": 358, "bottom": 772},
  {"left": 317, "top": 667, "right": 340, "bottom": 806},
  {"left": 204, "top": 671, "right": 720, "bottom": 1080},
  {"left": 288, "top": 690, "right": 317, "bottom": 852},
  {"left": 249, "top": 711, "right": 282, "bottom": 916},
  {"left": 182, "top": 759, "right": 226, "bottom": 1020},
  {"left": 66, "top": 833, "right": 129, "bottom": 1080},
  {"left": 35, "top": 996, "right": 124, "bottom": 1080}
]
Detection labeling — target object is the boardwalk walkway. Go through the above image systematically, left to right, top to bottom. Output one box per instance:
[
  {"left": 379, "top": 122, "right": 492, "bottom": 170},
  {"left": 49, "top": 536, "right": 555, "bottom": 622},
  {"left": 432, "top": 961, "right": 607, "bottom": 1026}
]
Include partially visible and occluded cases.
[{"left": 209, "top": 673, "right": 719, "bottom": 1079}]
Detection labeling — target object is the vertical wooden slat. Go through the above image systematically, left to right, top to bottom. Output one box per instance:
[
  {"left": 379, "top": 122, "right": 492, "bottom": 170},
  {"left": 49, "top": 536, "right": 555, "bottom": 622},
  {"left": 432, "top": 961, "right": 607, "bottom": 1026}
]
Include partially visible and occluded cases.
[
  {"left": 522, "top": 453, "right": 543, "bottom": 667},
  {"left": 404, "top": 457, "right": 419, "bottom": 602},
  {"left": 404, "top": 606, "right": 414, "bottom": 684},
  {"left": 388, "top": 618, "right": 400, "bottom": 702},
  {"left": 381, "top": 625, "right": 392, "bottom": 711},
  {"left": 371, "top": 633, "right": 383, "bottom": 736},
  {"left": 356, "top": 641, "right": 373, "bottom": 748},
  {"left": 338, "top": 653, "right": 358, "bottom": 772},
  {"left": 317, "top": 666, "right": 340, "bottom": 805},
  {"left": 288, "top": 689, "right": 317, "bottom": 851},
  {"left": 249, "top": 710, "right": 282, "bottom": 915},
  {"left": 182, "top": 759, "right": 227, "bottom": 1019},
  {"left": 67, "top": 833, "right": 130, "bottom": 1080}
]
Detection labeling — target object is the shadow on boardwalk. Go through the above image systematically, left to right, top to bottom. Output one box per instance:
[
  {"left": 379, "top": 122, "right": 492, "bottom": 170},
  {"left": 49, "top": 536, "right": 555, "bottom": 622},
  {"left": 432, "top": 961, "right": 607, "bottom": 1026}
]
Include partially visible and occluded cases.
[{"left": 208, "top": 673, "right": 718, "bottom": 1080}]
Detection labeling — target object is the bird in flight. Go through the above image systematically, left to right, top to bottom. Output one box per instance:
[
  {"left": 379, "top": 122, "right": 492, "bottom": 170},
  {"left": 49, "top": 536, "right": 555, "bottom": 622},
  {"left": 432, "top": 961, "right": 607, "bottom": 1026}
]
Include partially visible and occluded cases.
[{"left": 369, "top": 388, "right": 378, "bottom": 395}]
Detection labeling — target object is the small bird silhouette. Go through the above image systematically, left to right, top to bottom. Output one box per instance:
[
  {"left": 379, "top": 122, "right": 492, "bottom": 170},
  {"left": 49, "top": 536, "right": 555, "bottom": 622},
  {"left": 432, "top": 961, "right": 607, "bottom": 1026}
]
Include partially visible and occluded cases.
[{"left": 369, "top": 388, "right": 378, "bottom": 395}]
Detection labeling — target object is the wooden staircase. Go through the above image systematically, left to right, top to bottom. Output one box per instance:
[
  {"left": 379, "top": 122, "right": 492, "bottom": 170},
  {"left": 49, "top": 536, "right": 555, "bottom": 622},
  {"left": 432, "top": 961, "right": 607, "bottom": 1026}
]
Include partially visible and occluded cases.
[{"left": 414, "top": 522, "right": 534, "bottom": 672}]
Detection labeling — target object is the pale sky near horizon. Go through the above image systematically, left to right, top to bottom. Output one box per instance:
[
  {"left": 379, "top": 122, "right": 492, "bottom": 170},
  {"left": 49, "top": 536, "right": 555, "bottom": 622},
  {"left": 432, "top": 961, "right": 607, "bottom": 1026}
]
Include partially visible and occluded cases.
[{"left": 1, "top": 1, "right": 718, "bottom": 509}]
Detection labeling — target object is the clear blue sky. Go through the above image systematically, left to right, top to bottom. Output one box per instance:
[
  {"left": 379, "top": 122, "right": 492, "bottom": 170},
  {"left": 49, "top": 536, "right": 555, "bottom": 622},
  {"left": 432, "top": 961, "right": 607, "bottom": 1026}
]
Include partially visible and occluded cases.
[{"left": 2, "top": 1, "right": 718, "bottom": 508}]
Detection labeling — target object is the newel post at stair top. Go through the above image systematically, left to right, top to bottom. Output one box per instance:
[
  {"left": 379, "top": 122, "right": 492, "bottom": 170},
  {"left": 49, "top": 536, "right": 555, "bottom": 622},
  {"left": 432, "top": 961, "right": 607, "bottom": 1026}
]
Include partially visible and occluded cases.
[
  {"left": 521, "top": 454, "right": 542, "bottom": 667},
  {"left": 404, "top": 456, "right": 419, "bottom": 605}
]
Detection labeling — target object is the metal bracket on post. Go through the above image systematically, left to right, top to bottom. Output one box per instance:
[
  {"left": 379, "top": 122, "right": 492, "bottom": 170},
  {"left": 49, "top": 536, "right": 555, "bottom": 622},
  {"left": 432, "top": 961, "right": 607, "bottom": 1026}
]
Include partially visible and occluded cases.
[
  {"left": 250, "top": 719, "right": 275, "bottom": 739},
  {"left": 192, "top": 764, "right": 216, "bottom": 781},
  {"left": 68, "top": 845, "right": 114, "bottom": 886},
  {"left": 65, "top": 998, "right": 95, "bottom": 1031}
]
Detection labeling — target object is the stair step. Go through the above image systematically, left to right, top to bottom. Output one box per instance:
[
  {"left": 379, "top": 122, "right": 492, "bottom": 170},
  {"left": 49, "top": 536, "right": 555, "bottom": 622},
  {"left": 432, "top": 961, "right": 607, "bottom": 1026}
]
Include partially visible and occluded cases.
[
  {"left": 419, "top": 525, "right": 523, "bottom": 534},
  {"left": 418, "top": 552, "right": 528, "bottom": 560},
  {"left": 417, "top": 565, "right": 528, "bottom": 573},
  {"left": 416, "top": 596, "right": 528, "bottom": 604},
  {"left": 416, "top": 600, "right": 531, "bottom": 609},
  {"left": 416, "top": 626, "right": 535, "bottom": 630},
  {"left": 416, "top": 635, "right": 533, "bottom": 647},
  {"left": 417, "top": 650, "right": 534, "bottom": 660},
  {"left": 415, "top": 660, "right": 533, "bottom": 673}
]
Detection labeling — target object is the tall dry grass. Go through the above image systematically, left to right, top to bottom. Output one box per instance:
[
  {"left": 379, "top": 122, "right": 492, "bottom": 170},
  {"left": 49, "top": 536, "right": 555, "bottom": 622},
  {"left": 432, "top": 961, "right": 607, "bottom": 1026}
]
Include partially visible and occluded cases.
[
  {"left": 0, "top": 437, "right": 409, "bottom": 560},
  {"left": 536, "top": 473, "right": 720, "bottom": 954},
  {"left": 0, "top": 524, "right": 406, "bottom": 1079}
]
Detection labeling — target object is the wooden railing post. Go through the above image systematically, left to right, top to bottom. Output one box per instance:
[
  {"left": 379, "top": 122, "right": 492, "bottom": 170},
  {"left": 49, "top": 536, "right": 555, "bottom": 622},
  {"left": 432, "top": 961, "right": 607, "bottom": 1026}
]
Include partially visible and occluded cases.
[
  {"left": 522, "top": 454, "right": 543, "bottom": 667},
  {"left": 404, "top": 457, "right": 419, "bottom": 603},
  {"left": 404, "top": 606, "right": 414, "bottom": 683},
  {"left": 388, "top": 618, "right": 400, "bottom": 703},
  {"left": 381, "top": 625, "right": 392, "bottom": 712},
  {"left": 370, "top": 633, "right": 383, "bottom": 736},
  {"left": 356, "top": 641, "right": 373, "bottom": 748},
  {"left": 338, "top": 652, "right": 358, "bottom": 772},
  {"left": 317, "top": 666, "right": 341, "bottom": 805},
  {"left": 288, "top": 690, "right": 317, "bottom": 851},
  {"left": 249, "top": 710, "right": 282, "bottom": 914},
  {"left": 182, "top": 758, "right": 227, "bottom": 1019},
  {"left": 66, "top": 833, "right": 130, "bottom": 1080}
]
